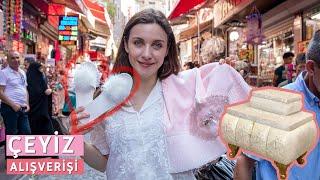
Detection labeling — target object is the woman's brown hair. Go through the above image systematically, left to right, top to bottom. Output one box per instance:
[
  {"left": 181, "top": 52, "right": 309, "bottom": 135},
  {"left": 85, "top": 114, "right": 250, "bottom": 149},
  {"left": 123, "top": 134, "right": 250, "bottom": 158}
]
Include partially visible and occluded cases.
[{"left": 113, "top": 8, "right": 180, "bottom": 80}]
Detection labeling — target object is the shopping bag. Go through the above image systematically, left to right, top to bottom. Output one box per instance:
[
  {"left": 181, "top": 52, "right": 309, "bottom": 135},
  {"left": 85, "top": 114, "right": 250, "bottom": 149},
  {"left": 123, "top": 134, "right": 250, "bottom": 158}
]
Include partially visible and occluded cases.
[{"left": 194, "top": 155, "right": 235, "bottom": 180}]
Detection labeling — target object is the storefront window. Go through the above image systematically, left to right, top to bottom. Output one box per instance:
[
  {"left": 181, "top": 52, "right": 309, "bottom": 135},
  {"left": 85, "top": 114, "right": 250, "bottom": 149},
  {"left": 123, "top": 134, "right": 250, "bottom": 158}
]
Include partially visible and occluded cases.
[
  {"left": 303, "top": 6, "right": 320, "bottom": 41},
  {"left": 305, "top": 18, "right": 320, "bottom": 40},
  {"left": 228, "top": 28, "right": 242, "bottom": 57},
  {"left": 257, "top": 30, "right": 294, "bottom": 86}
]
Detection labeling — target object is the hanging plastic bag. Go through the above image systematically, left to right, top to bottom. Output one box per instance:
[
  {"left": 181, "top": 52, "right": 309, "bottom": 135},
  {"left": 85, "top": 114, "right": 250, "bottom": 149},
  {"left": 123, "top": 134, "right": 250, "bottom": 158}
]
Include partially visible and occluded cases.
[{"left": 246, "top": 6, "right": 265, "bottom": 44}]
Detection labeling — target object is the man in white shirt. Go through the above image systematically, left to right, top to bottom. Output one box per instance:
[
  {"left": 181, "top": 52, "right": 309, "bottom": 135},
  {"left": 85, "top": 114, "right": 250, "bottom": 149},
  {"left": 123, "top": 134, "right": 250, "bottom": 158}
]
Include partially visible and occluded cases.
[{"left": 0, "top": 51, "right": 31, "bottom": 136}]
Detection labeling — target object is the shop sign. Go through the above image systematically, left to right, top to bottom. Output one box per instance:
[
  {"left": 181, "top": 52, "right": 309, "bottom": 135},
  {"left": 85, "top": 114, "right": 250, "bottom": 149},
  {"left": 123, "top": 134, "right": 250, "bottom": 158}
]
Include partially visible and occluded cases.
[
  {"left": 214, "top": 0, "right": 254, "bottom": 28},
  {"left": 199, "top": 8, "right": 214, "bottom": 24},
  {"left": 58, "top": 16, "right": 79, "bottom": 46},
  {"left": 89, "top": 37, "right": 107, "bottom": 48}
]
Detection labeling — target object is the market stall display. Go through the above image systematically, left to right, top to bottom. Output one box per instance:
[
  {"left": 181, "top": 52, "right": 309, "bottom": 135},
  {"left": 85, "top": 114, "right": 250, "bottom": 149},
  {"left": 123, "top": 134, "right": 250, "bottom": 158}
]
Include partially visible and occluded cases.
[{"left": 200, "top": 36, "right": 225, "bottom": 63}]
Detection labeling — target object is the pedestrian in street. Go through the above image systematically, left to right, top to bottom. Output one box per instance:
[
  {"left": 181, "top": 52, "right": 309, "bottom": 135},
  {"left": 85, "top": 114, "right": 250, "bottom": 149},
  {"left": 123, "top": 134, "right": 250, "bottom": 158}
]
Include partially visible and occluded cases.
[
  {"left": 67, "top": 8, "right": 250, "bottom": 180},
  {"left": 234, "top": 30, "right": 320, "bottom": 180},
  {"left": 0, "top": 51, "right": 31, "bottom": 137},
  {"left": 273, "top": 52, "right": 295, "bottom": 87},
  {"left": 278, "top": 53, "right": 306, "bottom": 87},
  {"left": 0, "top": 57, "right": 7, "bottom": 69},
  {"left": 23, "top": 57, "right": 35, "bottom": 72},
  {"left": 26, "top": 62, "right": 54, "bottom": 135},
  {"left": 54, "top": 70, "right": 65, "bottom": 117}
]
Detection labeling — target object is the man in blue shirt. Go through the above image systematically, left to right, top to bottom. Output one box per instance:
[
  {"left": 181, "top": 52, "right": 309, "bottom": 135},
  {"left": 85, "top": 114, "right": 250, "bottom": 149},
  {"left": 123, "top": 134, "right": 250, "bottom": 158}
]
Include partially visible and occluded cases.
[{"left": 234, "top": 30, "right": 320, "bottom": 180}]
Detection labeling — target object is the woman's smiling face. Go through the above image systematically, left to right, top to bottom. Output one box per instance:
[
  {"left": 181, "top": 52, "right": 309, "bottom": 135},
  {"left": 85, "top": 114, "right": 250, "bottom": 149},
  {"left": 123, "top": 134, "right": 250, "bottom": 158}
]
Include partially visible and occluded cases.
[{"left": 125, "top": 23, "right": 168, "bottom": 81}]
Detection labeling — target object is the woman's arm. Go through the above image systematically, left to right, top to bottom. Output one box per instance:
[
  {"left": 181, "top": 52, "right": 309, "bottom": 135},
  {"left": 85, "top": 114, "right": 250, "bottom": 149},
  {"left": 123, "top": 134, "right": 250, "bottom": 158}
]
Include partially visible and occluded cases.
[
  {"left": 62, "top": 107, "right": 109, "bottom": 172},
  {"left": 82, "top": 142, "right": 108, "bottom": 172}
]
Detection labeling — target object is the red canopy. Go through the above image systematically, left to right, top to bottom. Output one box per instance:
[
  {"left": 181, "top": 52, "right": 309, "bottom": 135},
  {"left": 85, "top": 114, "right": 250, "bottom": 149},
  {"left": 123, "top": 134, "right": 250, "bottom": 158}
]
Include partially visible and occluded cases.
[
  {"left": 25, "top": 0, "right": 83, "bottom": 27},
  {"left": 25, "top": 0, "right": 84, "bottom": 15},
  {"left": 51, "top": 0, "right": 84, "bottom": 14},
  {"left": 83, "top": 0, "right": 106, "bottom": 23},
  {"left": 168, "top": 0, "right": 206, "bottom": 20},
  {"left": 48, "top": 4, "right": 65, "bottom": 28}
]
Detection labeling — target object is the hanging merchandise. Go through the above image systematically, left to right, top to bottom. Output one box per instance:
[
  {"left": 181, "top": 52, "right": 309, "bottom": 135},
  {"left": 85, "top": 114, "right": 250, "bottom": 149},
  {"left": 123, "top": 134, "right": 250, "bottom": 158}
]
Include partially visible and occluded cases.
[
  {"left": 3, "top": 0, "right": 22, "bottom": 39},
  {"left": 4, "top": 0, "right": 13, "bottom": 36},
  {"left": 9, "top": 0, "right": 14, "bottom": 35},
  {"left": 14, "top": 0, "right": 22, "bottom": 39},
  {"left": 245, "top": 6, "right": 264, "bottom": 45},
  {"left": 200, "top": 36, "right": 225, "bottom": 63}
]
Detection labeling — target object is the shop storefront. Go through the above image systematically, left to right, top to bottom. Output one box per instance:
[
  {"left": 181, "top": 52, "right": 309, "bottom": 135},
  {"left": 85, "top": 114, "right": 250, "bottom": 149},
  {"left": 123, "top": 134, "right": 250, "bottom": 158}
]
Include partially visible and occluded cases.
[
  {"left": 213, "top": 0, "right": 259, "bottom": 86},
  {"left": 251, "top": 0, "right": 320, "bottom": 87},
  {"left": 297, "top": 5, "right": 320, "bottom": 54},
  {"left": 177, "top": 7, "right": 218, "bottom": 66},
  {"left": 21, "top": 13, "right": 38, "bottom": 54},
  {"left": 256, "top": 16, "right": 295, "bottom": 86},
  {"left": 226, "top": 27, "right": 254, "bottom": 62},
  {"left": 200, "top": 30, "right": 225, "bottom": 64},
  {"left": 36, "top": 32, "right": 54, "bottom": 60},
  {"left": 179, "top": 39, "right": 192, "bottom": 66}
]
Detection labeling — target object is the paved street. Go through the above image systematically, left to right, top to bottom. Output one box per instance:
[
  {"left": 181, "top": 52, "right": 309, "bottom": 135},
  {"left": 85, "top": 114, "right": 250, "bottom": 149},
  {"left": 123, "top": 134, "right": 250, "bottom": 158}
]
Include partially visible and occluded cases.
[
  {"left": 0, "top": 146, "right": 26, "bottom": 180},
  {"left": 22, "top": 163, "right": 106, "bottom": 180}
]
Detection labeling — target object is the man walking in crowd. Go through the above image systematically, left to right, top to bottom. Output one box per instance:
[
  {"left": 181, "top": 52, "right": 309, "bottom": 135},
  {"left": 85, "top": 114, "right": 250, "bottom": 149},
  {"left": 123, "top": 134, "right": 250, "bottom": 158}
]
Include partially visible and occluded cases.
[
  {"left": 235, "top": 30, "right": 320, "bottom": 180},
  {"left": 0, "top": 51, "right": 31, "bottom": 137},
  {"left": 273, "top": 52, "right": 295, "bottom": 87},
  {"left": 0, "top": 57, "right": 7, "bottom": 70}
]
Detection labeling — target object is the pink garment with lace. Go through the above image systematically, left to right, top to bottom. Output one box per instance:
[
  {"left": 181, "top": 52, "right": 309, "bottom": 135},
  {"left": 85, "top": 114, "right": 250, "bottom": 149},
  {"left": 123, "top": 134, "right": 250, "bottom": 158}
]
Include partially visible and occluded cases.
[
  {"left": 90, "top": 63, "right": 251, "bottom": 174},
  {"left": 161, "top": 63, "right": 251, "bottom": 173}
]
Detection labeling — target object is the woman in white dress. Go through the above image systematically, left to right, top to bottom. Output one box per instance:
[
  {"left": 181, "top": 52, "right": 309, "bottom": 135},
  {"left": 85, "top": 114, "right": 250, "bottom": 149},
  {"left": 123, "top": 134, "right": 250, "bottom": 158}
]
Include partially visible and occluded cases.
[{"left": 72, "top": 8, "right": 251, "bottom": 180}]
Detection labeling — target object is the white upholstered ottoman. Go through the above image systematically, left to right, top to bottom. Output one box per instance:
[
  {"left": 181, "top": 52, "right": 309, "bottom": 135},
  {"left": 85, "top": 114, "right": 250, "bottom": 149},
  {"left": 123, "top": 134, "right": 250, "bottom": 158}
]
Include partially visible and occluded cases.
[{"left": 220, "top": 88, "right": 318, "bottom": 179}]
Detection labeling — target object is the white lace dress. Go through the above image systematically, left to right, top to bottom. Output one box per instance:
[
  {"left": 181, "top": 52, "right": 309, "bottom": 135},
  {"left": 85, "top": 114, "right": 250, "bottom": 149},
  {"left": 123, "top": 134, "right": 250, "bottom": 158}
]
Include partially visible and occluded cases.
[{"left": 91, "top": 80, "right": 195, "bottom": 180}]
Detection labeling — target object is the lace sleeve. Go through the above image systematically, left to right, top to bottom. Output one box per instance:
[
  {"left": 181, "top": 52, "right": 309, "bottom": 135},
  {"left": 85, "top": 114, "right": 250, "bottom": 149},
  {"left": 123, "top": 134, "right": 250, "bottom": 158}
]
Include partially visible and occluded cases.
[
  {"left": 189, "top": 64, "right": 251, "bottom": 140},
  {"left": 190, "top": 95, "right": 229, "bottom": 140},
  {"left": 90, "top": 123, "right": 109, "bottom": 155}
]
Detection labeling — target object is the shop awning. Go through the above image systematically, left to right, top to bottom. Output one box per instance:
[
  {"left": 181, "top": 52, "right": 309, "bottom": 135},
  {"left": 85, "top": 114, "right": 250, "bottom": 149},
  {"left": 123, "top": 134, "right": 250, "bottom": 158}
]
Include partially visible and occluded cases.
[
  {"left": 25, "top": 0, "right": 84, "bottom": 15},
  {"left": 25, "top": 0, "right": 49, "bottom": 13},
  {"left": 25, "top": 0, "right": 85, "bottom": 29},
  {"left": 50, "top": 0, "right": 84, "bottom": 14},
  {"left": 80, "top": 0, "right": 111, "bottom": 38},
  {"left": 82, "top": 0, "right": 106, "bottom": 23},
  {"left": 168, "top": 0, "right": 206, "bottom": 20},
  {"left": 48, "top": 4, "right": 65, "bottom": 28},
  {"left": 67, "top": 13, "right": 111, "bottom": 39},
  {"left": 88, "top": 20, "right": 110, "bottom": 38},
  {"left": 179, "top": 20, "right": 212, "bottom": 41}
]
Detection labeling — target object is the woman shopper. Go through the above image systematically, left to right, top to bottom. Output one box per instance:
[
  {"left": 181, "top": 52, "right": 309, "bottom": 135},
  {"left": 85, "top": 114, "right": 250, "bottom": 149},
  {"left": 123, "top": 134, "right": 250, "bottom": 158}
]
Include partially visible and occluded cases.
[
  {"left": 68, "top": 8, "right": 250, "bottom": 180},
  {"left": 27, "top": 62, "right": 54, "bottom": 135}
]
